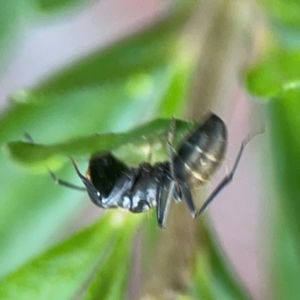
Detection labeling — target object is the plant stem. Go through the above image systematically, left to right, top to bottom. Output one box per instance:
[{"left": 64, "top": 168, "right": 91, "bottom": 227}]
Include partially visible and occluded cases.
[{"left": 136, "top": 1, "right": 256, "bottom": 299}]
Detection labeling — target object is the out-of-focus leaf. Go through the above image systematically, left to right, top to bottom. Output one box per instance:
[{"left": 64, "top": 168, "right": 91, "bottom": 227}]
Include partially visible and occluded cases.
[
  {"left": 31, "top": 0, "right": 92, "bottom": 13},
  {"left": 245, "top": 0, "right": 300, "bottom": 98},
  {"left": 258, "top": 0, "right": 300, "bottom": 48},
  {"left": 260, "top": 0, "right": 300, "bottom": 30},
  {"left": 31, "top": 1, "right": 198, "bottom": 94},
  {"left": 245, "top": 1, "right": 300, "bottom": 297},
  {"left": 0, "top": 2, "right": 22, "bottom": 69},
  {"left": 246, "top": 49, "right": 300, "bottom": 97},
  {"left": 157, "top": 62, "right": 193, "bottom": 118},
  {"left": 1, "top": 68, "right": 170, "bottom": 143},
  {"left": 267, "top": 84, "right": 300, "bottom": 300},
  {"left": 6, "top": 119, "right": 193, "bottom": 169},
  {"left": 0, "top": 212, "right": 142, "bottom": 300},
  {"left": 81, "top": 218, "right": 135, "bottom": 300},
  {"left": 192, "top": 223, "right": 251, "bottom": 300}
]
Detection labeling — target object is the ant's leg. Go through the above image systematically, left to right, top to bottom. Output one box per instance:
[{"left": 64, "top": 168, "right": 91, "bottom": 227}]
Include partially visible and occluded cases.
[
  {"left": 167, "top": 116, "right": 176, "bottom": 179},
  {"left": 151, "top": 117, "right": 178, "bottom": 227},
  {"left": 166, "top": 117, "right": 182, "bottom": 203},
  {"left": 157, "top": 121, "right": 179, "bottom": 230},
  {"left": 23, "top": 134, "right": 87, "bottom": 191},
  {"left": 195, "top": 138, "right": 247, "bottom": 217},
  {"left": 70, "top": 159, "right": 104, "bottom": 207},
  {"left": 49, "top": 169, "right": 86, "bottom": 191},
  {"left": 156, "top": 177, "right": 175, "bottom": 229},
  {"left": 180, "top": 183, "right": 197, "bottom": 217},
  {"left": 173, "top": 184, "right": 182, "bottom": 203}
]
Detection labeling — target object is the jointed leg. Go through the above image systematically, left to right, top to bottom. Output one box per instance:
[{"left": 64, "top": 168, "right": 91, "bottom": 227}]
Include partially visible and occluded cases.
[
  {"left": 167, "top": 117, "right": 176, "bottom": 180},
  {"left": 167, "top": 117, "right": 184, "bottom": 204},
  {"left": 156, "top": 118, "right": 177, "bottom": 228},
  {"left": 23, "top": 133, "right": 87, "bottom": 191},
  {"left": 195, "top": 139, "right": 246, "bottom": 217},
  {"left": 70, "top": 159, "right": 105, "bottom": 207},
  {"left": 49, "top": 169, "right": 86, "bottom": 191},
  {"left": 156, "top": 178, "right": 175, "bottom": 229},
  {"left": 180, "top": 183, "right": 197, "bottom": 217}
]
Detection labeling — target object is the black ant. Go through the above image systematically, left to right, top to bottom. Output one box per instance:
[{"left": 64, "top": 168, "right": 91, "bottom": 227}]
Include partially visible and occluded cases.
[{"left": 50, "top": 113, "right": 249, "bottom": 228}]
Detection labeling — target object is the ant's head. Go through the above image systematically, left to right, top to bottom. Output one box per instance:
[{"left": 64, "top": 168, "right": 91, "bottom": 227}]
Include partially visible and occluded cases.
[{"left": 72, "top": 153, "right": 129, "bottom": 207}]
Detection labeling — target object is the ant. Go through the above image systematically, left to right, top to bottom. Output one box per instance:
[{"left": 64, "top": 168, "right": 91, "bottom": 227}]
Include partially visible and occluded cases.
[{"left": 50, "top": 113, "right": 249, "bottom": 228}]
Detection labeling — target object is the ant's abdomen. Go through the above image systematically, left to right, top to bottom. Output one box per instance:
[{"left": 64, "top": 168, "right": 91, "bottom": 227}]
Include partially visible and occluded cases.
[{"left": 174, "top": 114, "right": 227, "bottom": 185}]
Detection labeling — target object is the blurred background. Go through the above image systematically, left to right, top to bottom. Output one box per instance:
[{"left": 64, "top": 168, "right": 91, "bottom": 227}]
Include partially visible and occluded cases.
[{"left": 1, "top": 0, "right": 299, "bottom": 300}]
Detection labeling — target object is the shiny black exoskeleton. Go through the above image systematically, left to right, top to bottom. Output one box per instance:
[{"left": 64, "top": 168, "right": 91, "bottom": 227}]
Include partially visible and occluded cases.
[{"left": 53, "top": 113, "right": 246, "bottom": 228}]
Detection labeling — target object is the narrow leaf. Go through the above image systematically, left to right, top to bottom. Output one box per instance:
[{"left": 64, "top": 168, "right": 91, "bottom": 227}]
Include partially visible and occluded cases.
[
  {"left": 31, "top": 2, "right": 198, "bottom": 94},
  {"left": 246, "top": 49, "right": 300, "bottom": 97},
  {"left": 267, "top": 84, "right": 300, "bottom": 300},
  {"left": 6, "top": 119, "right": 194, "bottom": 168},
  {"left": 0, "top": 212, "right": 142, "bottom": 300},
  {"left": 193, "top": 223, "right": 252, "bottom": 300}
]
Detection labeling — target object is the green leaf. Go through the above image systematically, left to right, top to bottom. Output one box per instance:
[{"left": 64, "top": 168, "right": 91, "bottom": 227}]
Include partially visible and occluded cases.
[
  {"left": 31, "top": 0, "right": 92, "bottom": 13},
  {"left": 245, "top": 0, "right": 300, "bottom": 98},
  {"left": 258, "top": 0, "right": 300, "bottom": 48},
  {"left": 261, "top": 0, "right": 300, "bottom": 31},
  {"left": 0, "top": 1, "right": 22, "bottom": 69},
  {"left": 30, "top": 1, "right": 198, "bottom": 94},
  {"left": 245, "top": 2, "right": 300, "bottom": 297},
  {"left": 246, "top": 49, "right": 300, "bottom": 97},
  {"left": 157, "top": 62, "right": 193, "bottom": 118},
  {"left": 267, "top": 84, "right": 300, "bottom": 300},
  {"left": 6, "top": 119, "right": 193, "bottom": 169},
  {"left": 0, "top": 212, "right": 142, "bottom": 300},
  {"left": 81, "top": 223, "right": 134, "bottom": 300},
  {"left": 192, "top": 223, "right": 251, "bottom": 300}
]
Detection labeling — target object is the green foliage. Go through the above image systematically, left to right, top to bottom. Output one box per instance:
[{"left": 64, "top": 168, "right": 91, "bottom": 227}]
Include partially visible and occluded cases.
[
  {"left": 2, "top": 0, "right": 300, "bottom": 299},
  {"left": 31, "top": 0, "right": 91, "bottom": 13},
  {"left": 246, "top": 0, "right": 300, "bottom": 97},
  {"left": 262, "top": 0, "right": 300, "bottom": 30},
  {"left": 246, "top": 1, "right": 300, "bottom": 299},
  {"left": 34, "top": 4, "right": 194, "bottom": 93},
  {"left": 246, "top": 49, "right": 300, "bottom": 97},
  {"left": 267, "top": 85, "right": 300, "bottom": 300},
  {"left": 6, "top": 119, "right": 193, "bottom": 170},
  {"left": 0, "top": 213, "right": 142, "bottom": 300},
  {"left": 193, "top": 224, "right": 251, "bottom": 300}
]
